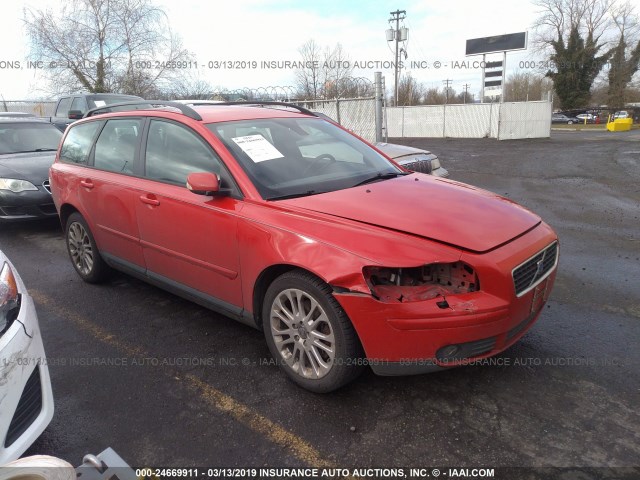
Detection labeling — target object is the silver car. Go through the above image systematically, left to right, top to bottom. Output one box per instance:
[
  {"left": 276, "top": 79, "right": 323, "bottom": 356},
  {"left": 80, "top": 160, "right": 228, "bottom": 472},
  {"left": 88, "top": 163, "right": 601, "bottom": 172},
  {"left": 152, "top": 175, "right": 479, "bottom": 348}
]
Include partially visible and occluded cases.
[
  {"left": 375, "top": 142, "right": 449, "bottom": 177},
  {"left": 0, "top": 250, "right": 54, "bottom": 463}
]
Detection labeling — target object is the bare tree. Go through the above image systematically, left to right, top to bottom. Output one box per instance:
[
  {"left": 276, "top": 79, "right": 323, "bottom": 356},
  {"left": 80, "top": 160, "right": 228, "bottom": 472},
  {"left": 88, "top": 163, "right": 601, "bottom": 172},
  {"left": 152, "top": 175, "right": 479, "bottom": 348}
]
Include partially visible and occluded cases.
[
  {"left": 24, "top": 0, "right": 191, "bottom": 96},
  {"left": 532, "top": 0, "right": 613, "bottom": 108},
  {"left": 295, "top": 40, "right": 325, "bottom": 99},
  {"left": 295, "top": 40, "right": 358, "bottom": 99},
  {"left": 322, "top": 43, "right": 355, "bottom": 98},
  {"left": 504, "top": 71, "right": 555, "bottom": 101},
  {"left": 165, "top": 73, "right": 215, "bottom": 100},
  {"left": 396, "top": 74, "right": 423, "bottom": 105},
  {"left": 423, "top": 87, "right": 447, "bottom": 105}
]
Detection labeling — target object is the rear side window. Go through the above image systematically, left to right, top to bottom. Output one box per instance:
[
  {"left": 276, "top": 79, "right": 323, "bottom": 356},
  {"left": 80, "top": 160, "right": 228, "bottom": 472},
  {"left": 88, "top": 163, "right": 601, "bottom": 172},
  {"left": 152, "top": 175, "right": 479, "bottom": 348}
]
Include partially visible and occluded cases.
[
  {"left": 55, "top": 97, "right": 71, "bottom": 117},
  {"left": 94, "top": 119, "right": 141, "bottom": 174},
  {"left": 145, "top": 120, "right": 223, "bottom": 186},
  {"left": 59, "top": 122, "right": 101, "bottom": 165}
]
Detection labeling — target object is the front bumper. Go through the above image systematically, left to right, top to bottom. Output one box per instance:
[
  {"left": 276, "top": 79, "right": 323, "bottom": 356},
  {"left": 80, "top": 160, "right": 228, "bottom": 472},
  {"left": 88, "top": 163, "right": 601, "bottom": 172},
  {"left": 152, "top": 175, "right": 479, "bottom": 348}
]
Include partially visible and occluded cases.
[
  {"left": 0, "top": 188, "right": 57, "bottom": 220},
  {"left": 334, "top": 225, "right": 558, "bottom": 375},
  {"left": 0, "top": 291, "right": 54, "bottom": 463}
]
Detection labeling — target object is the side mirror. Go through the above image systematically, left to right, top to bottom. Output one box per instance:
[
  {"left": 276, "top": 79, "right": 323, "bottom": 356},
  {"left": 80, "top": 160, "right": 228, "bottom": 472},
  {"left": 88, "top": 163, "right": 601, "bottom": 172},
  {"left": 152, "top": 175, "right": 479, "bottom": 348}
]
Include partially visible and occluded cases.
[
  {"left": 68, "top": 110, "right": 84, "bottom": 119},
  {"left": 186, "top": 172, "right": 220, "bottom": 196}
]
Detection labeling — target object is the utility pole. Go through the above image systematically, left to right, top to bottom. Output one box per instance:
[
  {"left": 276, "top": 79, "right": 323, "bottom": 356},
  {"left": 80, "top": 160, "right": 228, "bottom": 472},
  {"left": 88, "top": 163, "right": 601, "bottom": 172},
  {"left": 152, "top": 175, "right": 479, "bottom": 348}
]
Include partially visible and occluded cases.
[
  {"left": 386, "top": 9, "right": 407, "bottom": 106},
  {"left": 443, "top": 79, "right": 452, "bottom": 104},
  {"left": 463, "top": 83, "right": 470, "bottom": 104}
]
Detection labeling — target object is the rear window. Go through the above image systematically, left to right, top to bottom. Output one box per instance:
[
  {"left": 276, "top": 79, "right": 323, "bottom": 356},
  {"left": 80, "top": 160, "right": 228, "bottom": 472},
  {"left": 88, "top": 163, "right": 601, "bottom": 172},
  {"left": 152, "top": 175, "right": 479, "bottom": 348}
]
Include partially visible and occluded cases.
[{"left": 59, "top": 122, "right": 101, "bottom": 165}]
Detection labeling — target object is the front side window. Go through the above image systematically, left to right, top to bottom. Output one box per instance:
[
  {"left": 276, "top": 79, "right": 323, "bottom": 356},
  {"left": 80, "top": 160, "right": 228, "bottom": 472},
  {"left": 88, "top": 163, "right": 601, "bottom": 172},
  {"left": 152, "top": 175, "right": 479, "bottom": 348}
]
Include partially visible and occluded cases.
[
  {"left": 70, "top": 96, "right": 88, "bottom": 114},
  {"left": 208, "top": 117, "right": 401, "bottom": 200},
  {"left": 93, "top": 119, "right": 141, "bottom": 174},
  {"left": 145, "top": 120, "right": 225, "bottom": 186},
  {"left": 59, "top": 121, "right": 101, "bottom": 165}
]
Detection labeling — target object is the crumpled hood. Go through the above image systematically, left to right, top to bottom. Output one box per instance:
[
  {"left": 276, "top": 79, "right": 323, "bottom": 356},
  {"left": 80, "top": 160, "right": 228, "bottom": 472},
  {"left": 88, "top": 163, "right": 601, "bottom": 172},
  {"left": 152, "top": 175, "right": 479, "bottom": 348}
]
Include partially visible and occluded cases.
[
  {"left": 0, "top": 151, "right": 56, "bottom": 184},
  {"left": 281, "top": 174, "right": 541, "bottom": 253}
]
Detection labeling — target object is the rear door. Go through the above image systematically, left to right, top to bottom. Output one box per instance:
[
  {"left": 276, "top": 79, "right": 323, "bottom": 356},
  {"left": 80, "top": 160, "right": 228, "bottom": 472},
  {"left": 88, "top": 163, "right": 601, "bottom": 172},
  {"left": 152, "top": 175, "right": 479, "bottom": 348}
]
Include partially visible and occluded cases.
[
  {"left": 58, "top": 118, "right": 146, "bottom": 269},
  {"left": 135, "top": 118, "right": 244, "bottom": 312}
]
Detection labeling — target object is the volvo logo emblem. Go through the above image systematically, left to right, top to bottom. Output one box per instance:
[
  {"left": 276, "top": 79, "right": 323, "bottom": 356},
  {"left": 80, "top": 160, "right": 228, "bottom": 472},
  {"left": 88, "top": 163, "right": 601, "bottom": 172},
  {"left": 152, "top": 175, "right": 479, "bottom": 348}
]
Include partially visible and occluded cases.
[{"left": 535, "top": 259, "right": 544, "bottom": 277}]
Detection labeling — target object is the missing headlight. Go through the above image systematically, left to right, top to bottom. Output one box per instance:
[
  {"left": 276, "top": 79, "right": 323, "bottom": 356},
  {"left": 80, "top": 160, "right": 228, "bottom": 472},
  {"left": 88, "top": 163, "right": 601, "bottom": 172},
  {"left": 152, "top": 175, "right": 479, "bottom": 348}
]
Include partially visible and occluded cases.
[
  {"left": 1, "top": 262, "right": 20, "bottom": 336},
  {"left": 364, "top": 262, "right": 479, "bottom": 303}
]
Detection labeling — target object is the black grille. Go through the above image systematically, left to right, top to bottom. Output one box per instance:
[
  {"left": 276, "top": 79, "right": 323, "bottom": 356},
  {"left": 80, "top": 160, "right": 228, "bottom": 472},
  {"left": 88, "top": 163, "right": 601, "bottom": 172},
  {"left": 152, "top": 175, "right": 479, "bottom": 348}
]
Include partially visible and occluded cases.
[
  {"left": 42, "top": 180, "right": 52, "bottom": 194},
  {"left": 513, "top": 242, "right": 558, "bottom": 296},
  {"left": 507, "top": 311, "right": 536, "bottom": 341},
  {"left": 436, "top": 336, "right": 497, "bottom": 362},
  {"left": 4, "top": 367, "right": 43, "bottom": 448}
]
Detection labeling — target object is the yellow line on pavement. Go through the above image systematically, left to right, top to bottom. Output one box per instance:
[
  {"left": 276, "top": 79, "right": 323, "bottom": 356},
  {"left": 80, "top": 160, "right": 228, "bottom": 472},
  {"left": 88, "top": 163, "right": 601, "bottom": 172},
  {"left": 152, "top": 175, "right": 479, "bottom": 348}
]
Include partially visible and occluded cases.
[{"left": 31, "top": 289, "right": 350, "bottom": 474}]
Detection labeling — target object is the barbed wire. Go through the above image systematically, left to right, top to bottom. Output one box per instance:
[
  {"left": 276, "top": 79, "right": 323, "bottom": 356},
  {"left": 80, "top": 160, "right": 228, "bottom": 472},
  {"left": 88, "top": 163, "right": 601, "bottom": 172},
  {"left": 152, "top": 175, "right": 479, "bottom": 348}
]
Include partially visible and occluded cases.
[{"left": 205, "top": 77, "right": 375, "bottom": 102}]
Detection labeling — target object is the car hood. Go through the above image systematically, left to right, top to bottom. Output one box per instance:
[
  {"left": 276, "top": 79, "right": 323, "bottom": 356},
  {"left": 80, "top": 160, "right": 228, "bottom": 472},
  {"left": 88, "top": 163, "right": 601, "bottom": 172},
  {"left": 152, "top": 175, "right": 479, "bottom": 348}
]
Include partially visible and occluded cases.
[
  {"left": 375, "top": 142, "right": 433, "bottom": 158},
  {"left": 0, "top": 151, "right": 56, "bottom": 183},
  {"left": 280, "top": 174, "right": 541, "bottom": 253}
]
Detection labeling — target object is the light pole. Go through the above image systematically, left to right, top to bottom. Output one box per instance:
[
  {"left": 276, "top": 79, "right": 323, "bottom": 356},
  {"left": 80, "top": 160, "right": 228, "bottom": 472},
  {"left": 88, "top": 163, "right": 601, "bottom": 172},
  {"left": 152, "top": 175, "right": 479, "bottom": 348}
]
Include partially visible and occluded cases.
[{"left": 386, "top": 9, "right": 407, "bottom": 106}]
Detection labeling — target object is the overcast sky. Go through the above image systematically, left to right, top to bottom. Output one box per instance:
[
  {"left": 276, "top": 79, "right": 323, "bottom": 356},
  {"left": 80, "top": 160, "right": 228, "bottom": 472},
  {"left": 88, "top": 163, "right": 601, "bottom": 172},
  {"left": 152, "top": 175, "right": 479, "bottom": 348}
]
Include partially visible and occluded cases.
[{"left": 0, "top": 0, "right": 542, "bottom": 100}]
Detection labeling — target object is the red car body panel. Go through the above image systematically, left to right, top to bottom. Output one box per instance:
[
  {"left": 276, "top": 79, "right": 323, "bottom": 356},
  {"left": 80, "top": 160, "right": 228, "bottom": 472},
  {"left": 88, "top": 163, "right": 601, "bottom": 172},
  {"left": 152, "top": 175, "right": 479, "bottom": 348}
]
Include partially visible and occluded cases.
[
  {"left": 49, "top": 106, "right": 559, "bottom": 375},
  {"left": 281, "top": 174, "right": 541, "bottom": 253},
  {"left": 334, "top": 222, "right": 557, "bottom": 362}
]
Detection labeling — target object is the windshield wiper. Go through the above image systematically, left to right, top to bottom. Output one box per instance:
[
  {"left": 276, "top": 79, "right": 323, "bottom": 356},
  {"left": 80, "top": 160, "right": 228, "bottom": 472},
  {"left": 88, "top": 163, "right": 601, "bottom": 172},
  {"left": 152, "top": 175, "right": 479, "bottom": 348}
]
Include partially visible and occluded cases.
[
  {"left": 10, "top": 148, "right": 58, "bottom": 153},
  {"left": 352, "top": 171, "right": 408, "bottom": 187},
  {"left": 268, "top": 190, "right": 320, "bottom": 201}
]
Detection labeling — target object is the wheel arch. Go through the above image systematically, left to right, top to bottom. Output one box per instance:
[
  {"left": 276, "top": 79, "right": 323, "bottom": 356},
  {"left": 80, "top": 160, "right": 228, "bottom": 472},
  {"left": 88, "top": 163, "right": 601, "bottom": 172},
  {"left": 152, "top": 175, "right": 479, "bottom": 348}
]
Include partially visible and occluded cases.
[
  {"left": 59, "top": 203, "right": 81, "bottom": 230},
  {"left": 251, "top": 263, "right": 357, "bottom": 331}
]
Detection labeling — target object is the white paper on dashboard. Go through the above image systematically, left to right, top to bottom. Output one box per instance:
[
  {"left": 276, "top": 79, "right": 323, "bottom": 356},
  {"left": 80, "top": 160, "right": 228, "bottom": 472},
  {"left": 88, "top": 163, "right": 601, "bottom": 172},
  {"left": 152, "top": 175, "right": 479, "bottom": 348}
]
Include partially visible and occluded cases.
[{"left": 231, "top": 135, "right": 284, "bottom": 162}]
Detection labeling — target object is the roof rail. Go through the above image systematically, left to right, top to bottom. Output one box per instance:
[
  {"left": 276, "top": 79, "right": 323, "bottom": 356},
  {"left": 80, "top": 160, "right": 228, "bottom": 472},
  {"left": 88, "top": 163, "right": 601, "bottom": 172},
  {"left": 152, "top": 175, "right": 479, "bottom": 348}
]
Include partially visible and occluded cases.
[
  {"left": 84, "top": 101, "right": 202, "bottom": 121},
  {"left": 206, "top": 101, "right": 317, "bottom": 116}
]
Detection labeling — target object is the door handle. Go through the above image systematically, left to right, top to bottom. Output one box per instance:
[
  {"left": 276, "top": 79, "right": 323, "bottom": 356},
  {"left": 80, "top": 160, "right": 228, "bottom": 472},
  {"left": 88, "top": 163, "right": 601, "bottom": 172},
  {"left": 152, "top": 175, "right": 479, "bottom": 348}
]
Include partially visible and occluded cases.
[
  {"left": 80, "top": 179, "right": 94, "bottom": 189},
  {"left": 139, "top": 195, "right": 160, "bottom": 206}
]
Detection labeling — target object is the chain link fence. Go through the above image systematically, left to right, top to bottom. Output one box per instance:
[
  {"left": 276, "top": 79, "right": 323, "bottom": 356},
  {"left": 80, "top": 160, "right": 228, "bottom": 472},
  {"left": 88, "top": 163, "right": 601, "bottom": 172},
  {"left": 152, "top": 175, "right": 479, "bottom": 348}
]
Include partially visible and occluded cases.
[
  {"left": 296, "top": 97, "right": 377, "bottom": 143},
  {"left": 1, "top": 100, "right": 56, "bottom": 116}
]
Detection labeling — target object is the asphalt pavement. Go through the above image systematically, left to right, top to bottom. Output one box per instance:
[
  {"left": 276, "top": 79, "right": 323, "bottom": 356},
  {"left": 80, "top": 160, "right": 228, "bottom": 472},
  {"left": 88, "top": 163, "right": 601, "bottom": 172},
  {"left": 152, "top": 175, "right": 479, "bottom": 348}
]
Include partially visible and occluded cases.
[{"left": 1, "top": 129, "right": 638, "bottom": 477}]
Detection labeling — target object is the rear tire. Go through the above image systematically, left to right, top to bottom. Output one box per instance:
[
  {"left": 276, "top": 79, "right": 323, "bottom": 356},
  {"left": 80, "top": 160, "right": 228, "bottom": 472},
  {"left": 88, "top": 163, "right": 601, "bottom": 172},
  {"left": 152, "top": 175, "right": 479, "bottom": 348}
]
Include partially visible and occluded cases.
[
  {"left": 65, "top": 212, "right": 109, "bottom": 283},
  {"left": 263, "top": 270, "right": 364, "bottom": 393}
]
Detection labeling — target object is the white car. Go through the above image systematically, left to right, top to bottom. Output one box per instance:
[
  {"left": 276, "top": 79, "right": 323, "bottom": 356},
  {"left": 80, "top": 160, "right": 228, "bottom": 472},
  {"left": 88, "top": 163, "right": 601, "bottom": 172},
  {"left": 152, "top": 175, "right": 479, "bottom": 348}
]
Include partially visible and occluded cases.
[
  {"left": 576, "top": 113, "right": 597, "bottom": 123},
  {"left": 0, "top": 250, "right": 54, "bottom": 463}
]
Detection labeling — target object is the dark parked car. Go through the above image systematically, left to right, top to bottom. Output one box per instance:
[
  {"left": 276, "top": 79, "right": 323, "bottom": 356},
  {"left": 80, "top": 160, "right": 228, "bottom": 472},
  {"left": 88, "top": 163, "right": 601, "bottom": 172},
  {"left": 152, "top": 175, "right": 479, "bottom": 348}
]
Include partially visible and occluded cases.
[
  {"left": 47, "top": 93, "right": 143, "bottom": 131},
  {"left": 0, "top": 112, "right": 36, "bottom": 118},
  {"left": 552, "top": 113, "right": 580, "bottom": 124},
  {"left": 0, "top": 118, "right": 62, "bottom": 220}
]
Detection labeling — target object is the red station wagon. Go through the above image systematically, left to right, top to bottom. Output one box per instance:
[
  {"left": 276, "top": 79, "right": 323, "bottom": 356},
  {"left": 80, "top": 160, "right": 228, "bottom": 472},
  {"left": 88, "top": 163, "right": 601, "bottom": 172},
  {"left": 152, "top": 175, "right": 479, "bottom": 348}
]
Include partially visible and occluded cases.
[{"left": 49, "top": 101, "right": 559, "bottom": 392}]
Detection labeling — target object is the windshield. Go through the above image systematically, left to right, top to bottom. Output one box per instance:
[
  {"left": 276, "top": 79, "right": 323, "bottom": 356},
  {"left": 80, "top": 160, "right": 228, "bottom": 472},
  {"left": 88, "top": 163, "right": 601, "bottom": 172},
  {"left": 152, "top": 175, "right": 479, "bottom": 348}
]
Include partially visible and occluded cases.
[
  {"left": 207, "top": 117, "right": 402, "bottom": 199},
  {"left": 0, "top": 122, "right": 62, "bottom": 155}
]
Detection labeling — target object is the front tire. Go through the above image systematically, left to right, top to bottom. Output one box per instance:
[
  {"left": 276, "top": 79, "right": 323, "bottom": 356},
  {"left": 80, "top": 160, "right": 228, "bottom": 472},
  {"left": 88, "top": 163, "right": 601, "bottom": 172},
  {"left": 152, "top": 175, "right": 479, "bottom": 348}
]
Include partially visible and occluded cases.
[
  {"left": 65, "top": 212, "right": 108, "bottom": 283},
  {"left": 263, "top": 270, "right": 364, "bottom": 393}
]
